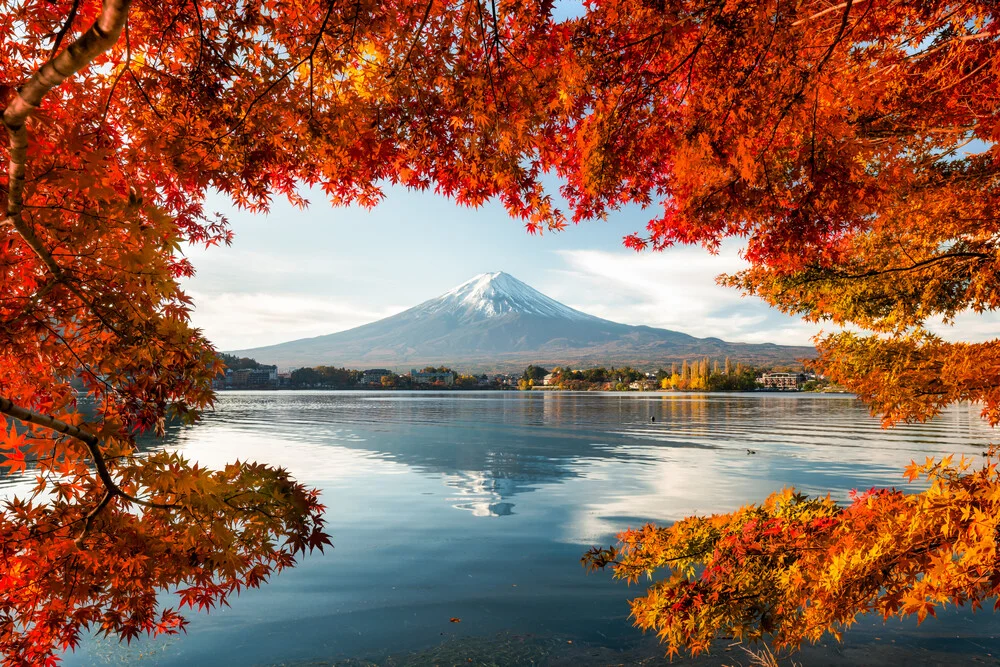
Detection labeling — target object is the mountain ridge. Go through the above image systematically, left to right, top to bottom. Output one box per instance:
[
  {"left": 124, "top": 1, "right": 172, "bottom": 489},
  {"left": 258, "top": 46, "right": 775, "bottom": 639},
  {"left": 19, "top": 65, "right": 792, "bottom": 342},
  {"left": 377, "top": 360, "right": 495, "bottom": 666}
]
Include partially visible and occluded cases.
[{"left": 229, "top": 272, "right": 814, "bottom": 371}]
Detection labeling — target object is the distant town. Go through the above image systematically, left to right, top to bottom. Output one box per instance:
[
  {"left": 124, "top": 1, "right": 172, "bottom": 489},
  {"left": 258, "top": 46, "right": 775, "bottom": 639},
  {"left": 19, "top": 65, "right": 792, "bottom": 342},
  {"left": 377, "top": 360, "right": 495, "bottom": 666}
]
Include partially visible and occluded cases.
[{"left": 216, "top": 354, "right": 838, "bottom": 393}]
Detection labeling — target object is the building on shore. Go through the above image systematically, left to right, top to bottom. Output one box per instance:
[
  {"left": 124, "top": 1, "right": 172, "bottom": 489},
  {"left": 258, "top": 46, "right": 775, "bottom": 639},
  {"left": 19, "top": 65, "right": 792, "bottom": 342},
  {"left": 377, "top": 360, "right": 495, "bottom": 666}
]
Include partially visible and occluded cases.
[
  {"left": 217, "top": 365, "right": 279, "bottom": 390},
  {"left": 361, "top": 369, "right": 395, "bottom": 386},
  {"left": 409, "top": 369, "right": 456, "bottom": 386},
  {"left": 757, "top": 372, "right": 806, "bottom": 390}
]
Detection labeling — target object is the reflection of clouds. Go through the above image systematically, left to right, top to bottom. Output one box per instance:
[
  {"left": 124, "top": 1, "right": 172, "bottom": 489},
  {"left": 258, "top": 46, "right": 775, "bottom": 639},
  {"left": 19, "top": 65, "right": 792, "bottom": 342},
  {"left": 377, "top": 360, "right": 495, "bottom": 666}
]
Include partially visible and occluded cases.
[
  {"left": 11, "top": 393, "right": 992, "bottom": 538},
  {"left": 559, "top": 399, "right": 997, "bottom": 544},
  {"left": 169, "top": 425, "right": 404, "bottom": 482},
  {"left": 563, "top": 447, "right": 761, "bottom": 542},
  {"left": 442, "top": 470, "right": 518, "bottom": 517}
]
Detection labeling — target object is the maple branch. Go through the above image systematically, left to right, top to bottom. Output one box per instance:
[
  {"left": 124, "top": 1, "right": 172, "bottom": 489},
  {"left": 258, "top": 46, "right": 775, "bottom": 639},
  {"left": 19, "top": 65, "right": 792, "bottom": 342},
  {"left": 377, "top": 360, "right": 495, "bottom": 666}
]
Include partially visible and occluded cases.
[
  {"left": 2, "top": 0, "right": 136, "bottom": 341},
  {"left": 4, "top": 0, "right": 132, "bottom": 220},
  {"left": 50, "top": 0, "right": 83, "bottom": 58},
  {"left": 202, "top": 0, "right": 337, "bottom": 148},
  {"left": 390, "top": 0, "right": 434, "bottom": 81},
  {"left": 474, "top": 0, "right": 500, "bottom": 111},
  {"left": 489, "top": 0, "right": 502, "bottom": 70},
  {"left": 754, "top": 0, "right": 860, "bottom": 163},
  {"left": 791, "top": 0, "right": 867, "bottom": 27},
  {"left": 98, "top": 18, "right": 133, "bottom": 135},
  {"left": 125, "top": 26, "right": 165, "bottom": 121},
  {"left": 908, "top": 29, "right": 1000, "bottom": 61},
  {"left": 5, "top": 212, "right": 132, "bottom": 342},
  {"left": 804, "top": 252, "right": 990, "bottom": 281},
  {"left": 26, "top": 312, "right": 117, "bottom": 395},
  {"left": 0, "top": 396, "right": 175, "bottom": 511},
  {"left": 74, "top": 490, "right": 113, "bottom": 547}
]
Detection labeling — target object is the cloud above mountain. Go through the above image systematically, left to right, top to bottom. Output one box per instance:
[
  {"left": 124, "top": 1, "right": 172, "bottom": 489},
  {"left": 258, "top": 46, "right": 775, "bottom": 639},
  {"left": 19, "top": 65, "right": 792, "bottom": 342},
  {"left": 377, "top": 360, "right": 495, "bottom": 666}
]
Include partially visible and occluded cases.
[{"left": 545, "top": 246, "right": 825, "bottom": 346}]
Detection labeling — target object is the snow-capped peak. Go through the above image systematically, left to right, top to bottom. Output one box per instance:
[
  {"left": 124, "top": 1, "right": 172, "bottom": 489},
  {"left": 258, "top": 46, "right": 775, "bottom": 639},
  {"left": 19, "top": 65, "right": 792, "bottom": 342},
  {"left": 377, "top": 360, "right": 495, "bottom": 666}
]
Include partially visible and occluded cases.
[{"left": 421, "top": 272, "right": 593, "bottom": 320}]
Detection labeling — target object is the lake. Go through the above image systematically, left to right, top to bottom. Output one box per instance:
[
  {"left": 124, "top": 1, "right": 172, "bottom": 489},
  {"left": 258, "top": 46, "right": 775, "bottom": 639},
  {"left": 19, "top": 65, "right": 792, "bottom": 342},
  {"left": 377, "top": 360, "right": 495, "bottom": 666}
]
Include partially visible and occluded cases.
[{"left": 19, "top": 391, "right": 1000, "bottom": 664}]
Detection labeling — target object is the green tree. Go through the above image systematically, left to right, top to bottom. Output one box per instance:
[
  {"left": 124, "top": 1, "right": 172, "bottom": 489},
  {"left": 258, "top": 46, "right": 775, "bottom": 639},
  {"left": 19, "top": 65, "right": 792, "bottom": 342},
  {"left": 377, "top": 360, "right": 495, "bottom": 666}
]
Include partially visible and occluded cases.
[
  {"left": 218, "top": 353, "right": 263, "bottom": 371},
  {"left": 522, "top": 365, "right": 549, "bottom": 382},
  {"left": 290, "top": 367, "right": 322, "bottom": 387}
]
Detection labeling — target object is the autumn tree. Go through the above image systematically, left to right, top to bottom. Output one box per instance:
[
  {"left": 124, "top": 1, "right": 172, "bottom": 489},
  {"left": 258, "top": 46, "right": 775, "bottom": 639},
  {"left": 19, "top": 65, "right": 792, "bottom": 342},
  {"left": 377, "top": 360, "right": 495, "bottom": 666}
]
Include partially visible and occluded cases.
[
  {"left": 0, "top": 0, "right": 570, "bottom": 661},
  {"left": 3, "top": 0, "right": 999, "bottom": 662},
  {"left": 572, "top": 0, "right": 1000, "bottom": 659}
]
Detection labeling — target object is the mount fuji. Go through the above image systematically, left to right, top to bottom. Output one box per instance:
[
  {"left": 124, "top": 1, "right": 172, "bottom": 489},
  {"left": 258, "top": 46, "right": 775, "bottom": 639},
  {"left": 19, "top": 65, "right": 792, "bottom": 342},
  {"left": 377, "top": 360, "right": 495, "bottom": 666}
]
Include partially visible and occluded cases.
[{"left": 229, "top": 272, "right": 814, "bottom": 370}]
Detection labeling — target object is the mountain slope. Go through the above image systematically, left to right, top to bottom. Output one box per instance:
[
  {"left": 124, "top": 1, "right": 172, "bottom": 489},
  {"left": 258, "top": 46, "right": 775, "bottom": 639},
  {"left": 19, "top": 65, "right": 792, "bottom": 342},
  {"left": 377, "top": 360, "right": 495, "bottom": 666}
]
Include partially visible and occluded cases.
[{"left": 230, "top": 272, "right": 814, "bottom": 370}]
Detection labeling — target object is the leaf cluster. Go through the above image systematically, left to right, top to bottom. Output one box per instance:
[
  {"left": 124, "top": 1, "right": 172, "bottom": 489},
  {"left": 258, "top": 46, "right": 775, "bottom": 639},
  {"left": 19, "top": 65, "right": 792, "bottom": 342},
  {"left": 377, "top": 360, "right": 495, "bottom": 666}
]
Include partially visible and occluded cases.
[{"left": 585, "top": 454, "right": 1000, "bottom": 658}]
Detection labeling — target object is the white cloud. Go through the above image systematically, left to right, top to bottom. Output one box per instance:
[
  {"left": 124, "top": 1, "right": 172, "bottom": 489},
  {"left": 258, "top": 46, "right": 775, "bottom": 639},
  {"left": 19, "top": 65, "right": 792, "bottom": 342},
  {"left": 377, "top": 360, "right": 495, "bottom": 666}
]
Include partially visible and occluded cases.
[
  {"left": 545, "top": 245, "right": 825, "bottom": 345},
  {"left": 546, "top": 246, "right": 1000, "bottom": 346},
  {"left": 186, "top": 291, "right": 404, "bottom": 350},
  {"left": 927, "top": 311, "right": 1000, "bottom": 344}
]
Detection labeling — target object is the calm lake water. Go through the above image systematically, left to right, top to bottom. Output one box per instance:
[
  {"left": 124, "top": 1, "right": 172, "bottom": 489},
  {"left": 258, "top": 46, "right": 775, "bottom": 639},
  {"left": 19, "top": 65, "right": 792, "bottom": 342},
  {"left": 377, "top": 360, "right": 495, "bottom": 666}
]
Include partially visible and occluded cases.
[{"left": 12, "top": 391, "right": 1000, "bottom": 665}]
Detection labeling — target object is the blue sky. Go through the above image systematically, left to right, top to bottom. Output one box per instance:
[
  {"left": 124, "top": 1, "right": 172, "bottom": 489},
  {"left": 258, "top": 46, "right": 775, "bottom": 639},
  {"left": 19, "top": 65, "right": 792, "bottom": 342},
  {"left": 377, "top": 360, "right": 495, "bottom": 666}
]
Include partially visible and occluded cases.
[{"left": 181, "top": 184, "right": 997, "bottom": 352}]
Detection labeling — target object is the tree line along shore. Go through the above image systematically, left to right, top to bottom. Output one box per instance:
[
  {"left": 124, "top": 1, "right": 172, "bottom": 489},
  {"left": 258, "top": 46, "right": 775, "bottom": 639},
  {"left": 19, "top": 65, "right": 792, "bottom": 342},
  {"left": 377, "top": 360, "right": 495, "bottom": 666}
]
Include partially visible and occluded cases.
[{"left": 218, "top": 354, "right": 833, "bottom": 392}]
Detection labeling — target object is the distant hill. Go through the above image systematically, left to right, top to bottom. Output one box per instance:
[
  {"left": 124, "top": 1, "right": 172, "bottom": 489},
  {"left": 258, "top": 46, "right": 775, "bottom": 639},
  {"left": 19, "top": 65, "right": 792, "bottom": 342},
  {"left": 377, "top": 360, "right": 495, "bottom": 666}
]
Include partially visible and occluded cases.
[{"left": 229, "top": 272, "right": 815, "bottom": 371}]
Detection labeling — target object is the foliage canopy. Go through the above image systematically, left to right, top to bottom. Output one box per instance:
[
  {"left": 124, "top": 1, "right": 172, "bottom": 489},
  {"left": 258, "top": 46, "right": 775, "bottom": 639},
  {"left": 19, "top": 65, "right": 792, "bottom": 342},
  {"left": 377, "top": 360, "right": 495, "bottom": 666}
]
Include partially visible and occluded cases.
[
  {"left": 1, "top": 0, "right": 998, "bottom": 662},
  {"left": 575, "top": 0, "right": 1000, "bottom": 657}
]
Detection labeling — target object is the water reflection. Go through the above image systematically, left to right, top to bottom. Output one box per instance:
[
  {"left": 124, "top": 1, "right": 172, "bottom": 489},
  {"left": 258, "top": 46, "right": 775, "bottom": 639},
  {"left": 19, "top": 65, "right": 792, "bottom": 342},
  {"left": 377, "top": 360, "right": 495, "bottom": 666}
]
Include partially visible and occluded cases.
[
  {"left": 5, "top": 391, "right": 993, "bottom": 666},
  {"left": 167, "top": 391, "right": 994, "bottom": 512}
]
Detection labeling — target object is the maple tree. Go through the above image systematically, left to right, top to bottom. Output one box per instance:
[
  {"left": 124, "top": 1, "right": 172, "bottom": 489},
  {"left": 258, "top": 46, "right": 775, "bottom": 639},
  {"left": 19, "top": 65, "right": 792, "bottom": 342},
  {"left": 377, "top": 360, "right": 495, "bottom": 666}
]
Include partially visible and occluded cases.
[
  {"left": 0, "top": 0, "right": 566, "bottom": 662},
  {"left": 2, "top": 0, "right": 998, "bottom": 662},
  {"left": 553, "top": 0, "right": 999, "bottom": 421},
  {"left": 570, "top": 0, "right": 1000, "bottom": 658},
  {"left": 584, "top": 453, "right": 1000, "bottom": 657}
]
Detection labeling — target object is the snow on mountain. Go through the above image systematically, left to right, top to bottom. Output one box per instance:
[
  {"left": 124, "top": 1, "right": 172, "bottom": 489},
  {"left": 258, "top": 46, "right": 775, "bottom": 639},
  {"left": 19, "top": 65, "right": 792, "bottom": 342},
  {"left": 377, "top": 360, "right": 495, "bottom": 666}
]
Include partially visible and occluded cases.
[
  {"left": 229, "top": 272, "right": 814, "bottom": 370},
  {"left": 415, "top": 272, "right": 594, "bottom": 321}
]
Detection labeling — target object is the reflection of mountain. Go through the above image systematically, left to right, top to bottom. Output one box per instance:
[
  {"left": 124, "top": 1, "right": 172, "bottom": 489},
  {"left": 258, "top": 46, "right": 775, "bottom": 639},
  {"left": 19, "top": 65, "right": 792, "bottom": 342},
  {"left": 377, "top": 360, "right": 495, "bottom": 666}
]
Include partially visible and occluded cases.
[
  {"left": 229, "top": 272, "right": 815, "bottom": 370},
  {"left": 68, "top": 391, "right": 995, "bottom": 527},
  {"left": 162, "top": 392, "right": 741, "bottom": 516},
  {"left": 13, "top": 393, "right": 993, "bottom": 540},
  {"left": 442, "top": 470, "right": 519, "bottom": 517}
]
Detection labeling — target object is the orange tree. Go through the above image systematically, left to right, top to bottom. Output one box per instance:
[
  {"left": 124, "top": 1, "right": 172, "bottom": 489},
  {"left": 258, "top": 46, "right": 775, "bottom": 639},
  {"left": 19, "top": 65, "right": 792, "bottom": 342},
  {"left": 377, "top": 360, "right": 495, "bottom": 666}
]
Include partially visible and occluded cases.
[
  {"left": 1, "top": 0, "right": 998, "bottom": 662},
  {"left": 570, "top": 0, "right": 1000, "bottom": 658}
]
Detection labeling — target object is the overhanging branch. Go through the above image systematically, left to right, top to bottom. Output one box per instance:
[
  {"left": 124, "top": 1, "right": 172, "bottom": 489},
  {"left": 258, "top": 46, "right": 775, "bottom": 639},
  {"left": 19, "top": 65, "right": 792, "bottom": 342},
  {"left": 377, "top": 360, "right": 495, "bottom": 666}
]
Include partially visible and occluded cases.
[
  {"left": 2, "top": 0, "right": 134, "bottom": 337},
  {"left": 4, "top": 0, "right": 132, "bottom": 220},
  {"left": 0, "top": 396, "right": 176, "bottom": 511}
]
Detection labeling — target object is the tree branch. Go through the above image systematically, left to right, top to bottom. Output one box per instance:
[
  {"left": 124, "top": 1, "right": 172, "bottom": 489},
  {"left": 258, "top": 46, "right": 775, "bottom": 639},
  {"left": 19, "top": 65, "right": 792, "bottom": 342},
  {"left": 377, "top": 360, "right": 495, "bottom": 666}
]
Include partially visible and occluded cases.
[
  {"left": 2, "top": 0, "right": 134, "bottom": 339},
  {"left": 4, "top": 0, "right": 132, "bottom": 221},
  {"left": 50, "top": 0, "right": 83, "bottom": 58},
  {"left": 389, "top": 0, "right": 434, "bottom": 81},
  {"left": 791, "top": 0, "right": 867, "bottom": 27},
  {"left": 805, "top": 252, "right": 990, "bottom": 282},
  {"left": 0, "top": 396, "right": 176, "bottom": 511},
  {"left": 74, "top": 490, "right": 113, "bottom": 548}
]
